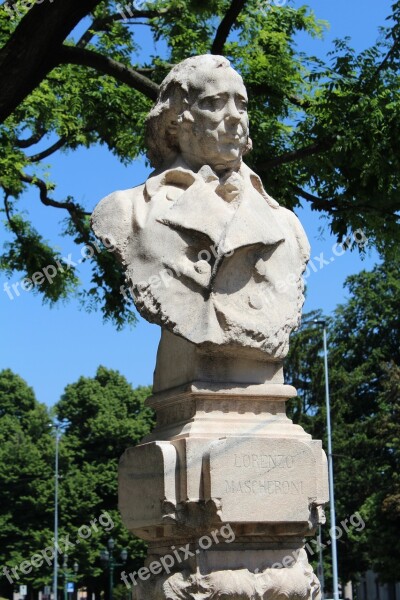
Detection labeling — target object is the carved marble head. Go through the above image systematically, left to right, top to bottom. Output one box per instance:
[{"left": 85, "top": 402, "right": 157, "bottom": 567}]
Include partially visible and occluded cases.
[{"left": 145, "top": 55, "right": 253, "bottom": 173}]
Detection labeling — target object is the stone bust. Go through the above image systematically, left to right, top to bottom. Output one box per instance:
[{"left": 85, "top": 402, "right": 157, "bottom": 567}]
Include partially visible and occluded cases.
[{"left": 91, "top": 55, "right": 310, "bottom": 366}]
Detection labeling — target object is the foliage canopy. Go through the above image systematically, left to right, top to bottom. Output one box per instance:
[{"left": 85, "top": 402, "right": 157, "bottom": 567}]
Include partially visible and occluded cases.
[{"left": 0, "top": 0, "right": 399, "bottom": 327}]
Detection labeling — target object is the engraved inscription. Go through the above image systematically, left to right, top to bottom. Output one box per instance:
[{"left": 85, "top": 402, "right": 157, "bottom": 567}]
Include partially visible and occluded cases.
[
  {"left": 206, "top": 437, "right": 317, "bottom": 522},
  {"left": 228, "top": 452, "right": 303, "bottom": 497},
  {"left": 234, "top": 454, "right": 295, "bottom": 469},
  {"left": 224, "top": 479, "right": 304, "bottom": 495}
]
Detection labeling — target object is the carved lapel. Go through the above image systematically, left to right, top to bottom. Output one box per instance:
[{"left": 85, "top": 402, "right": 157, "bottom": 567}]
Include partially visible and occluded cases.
[
  {"left": 157, "top": 180, "right": 231, "bottom": 247},
  {"left": 221, "top": 185, "right": 285, "bottom": 254}
]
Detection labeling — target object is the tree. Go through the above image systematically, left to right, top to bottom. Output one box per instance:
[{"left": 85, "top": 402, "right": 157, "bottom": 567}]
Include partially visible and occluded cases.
[
  {"left": 0, "top": 0, "right": 399, "bottom": 328},
  {"left": 285, "top": 259, "right": 400, "bottom": 586},
  {"left": 362, "top": 362, "right": 400, "bottom": 581},
  {"left": 0, "top": 367, "right": 154, "bottom": 598},
  {"left": 55, "top": 367, "right": 154, "bottom": 598},
  {"left": 0, "top": 369, "right": 54, "bottom": 597}
]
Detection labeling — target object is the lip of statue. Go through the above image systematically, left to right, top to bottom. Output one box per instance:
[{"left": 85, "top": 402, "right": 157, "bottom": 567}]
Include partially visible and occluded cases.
[{"left": 220, "top": 134, "right": 242, "bottom": 142}]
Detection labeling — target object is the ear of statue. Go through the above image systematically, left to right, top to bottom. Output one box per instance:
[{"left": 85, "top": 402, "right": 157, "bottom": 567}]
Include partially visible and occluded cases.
[
  {"left": 168, "top": 119, "right": 178, "bottom": 137},
  {"left": 243, "top": 136, "right": 253, "bottom": 155}
]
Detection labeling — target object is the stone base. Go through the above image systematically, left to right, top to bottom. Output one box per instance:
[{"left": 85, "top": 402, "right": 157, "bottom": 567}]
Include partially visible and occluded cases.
[
  {"left": 119, "top": 376, "right": 328, "bottom": 600},
  {"left": 119, "top": 384, "right": 328, "bottom": 541},
  {"left": 131, "top": 546, "right": 320, "bottom": 600}
]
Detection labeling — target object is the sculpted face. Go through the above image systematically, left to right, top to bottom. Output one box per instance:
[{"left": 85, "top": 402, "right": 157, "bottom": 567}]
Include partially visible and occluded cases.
[{"left": 177, "top": 68, "right": 249, "bottom": 174}]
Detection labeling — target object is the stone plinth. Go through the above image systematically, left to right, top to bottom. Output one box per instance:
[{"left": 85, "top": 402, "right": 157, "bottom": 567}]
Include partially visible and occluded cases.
[{"left": 119, "top": 381, "right": 328, "bottom": 599}]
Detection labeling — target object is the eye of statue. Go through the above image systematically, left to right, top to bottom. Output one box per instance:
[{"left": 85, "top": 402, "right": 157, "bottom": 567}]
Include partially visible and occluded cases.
[
  {"left": 198, "top": 95, "right": 226, "bottom": 111},
  {"left": 198, "top": 95, "right": 248, "bottom": 113},
  {"left": 237, "top": 97, "right": 248, "bottom": 112}
]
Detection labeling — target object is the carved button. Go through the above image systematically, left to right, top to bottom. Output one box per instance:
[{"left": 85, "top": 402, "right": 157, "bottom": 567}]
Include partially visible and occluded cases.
[
  {"left": 166, "top": 187, "right": 184, "bottom": 202},
  {"left": 254, "top": 258, "right": 267, "bottom": 277},
  {"left": 194, "top": 260, "right": 211, "bottom": 275},
  {"left": 248, "top": 294, "right": 263, "bottom": 310}
]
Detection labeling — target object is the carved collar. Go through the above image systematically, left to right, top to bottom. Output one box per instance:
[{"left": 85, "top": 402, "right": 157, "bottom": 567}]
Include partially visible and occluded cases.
[
  {"left": 144, "top": 157, "right": 279, "bottom": 210},
  {"left": 144, "top": 157, "right": 285, "bottom": 252}
]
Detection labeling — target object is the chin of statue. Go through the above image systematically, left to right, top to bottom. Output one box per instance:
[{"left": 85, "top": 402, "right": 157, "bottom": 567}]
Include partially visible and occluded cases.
[{"left": 212, "top": 155, "right": 242, "bottom": 173}]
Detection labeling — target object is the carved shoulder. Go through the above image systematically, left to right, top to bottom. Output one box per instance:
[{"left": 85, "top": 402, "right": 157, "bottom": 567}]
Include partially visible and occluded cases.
[
  {"left": 90, "top": 185, "right": 145, "bottom": 265},
  {"left": 279, "top": 206, "right": 311, "bottom": 264}
]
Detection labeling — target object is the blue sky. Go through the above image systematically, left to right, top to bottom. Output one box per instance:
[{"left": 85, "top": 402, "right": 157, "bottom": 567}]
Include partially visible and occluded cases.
[{"left": 0, "top": 0, "right": 392, "bottom": 406}]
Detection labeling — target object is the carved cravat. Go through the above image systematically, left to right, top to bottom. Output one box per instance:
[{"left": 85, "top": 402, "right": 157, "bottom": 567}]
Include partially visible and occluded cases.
[
  {"left": 197, "top": 163, "right": 245, "bottom": 203},
  {"left": 216, "top": 171, "right": 244, "bottom": 202}
]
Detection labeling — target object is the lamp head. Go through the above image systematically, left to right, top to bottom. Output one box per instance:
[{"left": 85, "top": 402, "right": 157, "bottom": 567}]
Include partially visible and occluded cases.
[
  {"left": 107, "top": 538, "right": 115, "bottom": 551},
  {"left": 120, "top": 549, "right": 128, "bottom": 562}
]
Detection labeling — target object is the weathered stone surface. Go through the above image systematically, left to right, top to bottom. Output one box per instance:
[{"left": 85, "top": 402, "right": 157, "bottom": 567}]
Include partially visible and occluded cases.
[
  {"left": 91, "top": 55, "right": 310, "bottom": 367},
  {"left": 153, "top": 330, "right": 285, "bottom": 393},
  {"left": 143, "top": 385, "right": 307, "bottom": 442},
  {"left": 119, "top": 426, "right": 328, "bottom": 536},
  {"left": 205, "top": 438, "right": 318, "bottom": 523},
  {"left": 119, "top": 442, "right": 177, "bottom": 530},
  {"left": 132, "top": 548, "right": 321, "bottom": 600}
]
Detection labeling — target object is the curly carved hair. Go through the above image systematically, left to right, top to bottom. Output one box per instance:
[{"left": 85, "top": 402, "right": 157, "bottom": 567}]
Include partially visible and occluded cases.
[{"left": 145, "top": 55, "right": 252, "bottom": 169}]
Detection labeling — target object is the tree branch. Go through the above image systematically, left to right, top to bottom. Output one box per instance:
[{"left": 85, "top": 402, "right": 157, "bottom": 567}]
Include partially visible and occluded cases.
[
  {"left": 0, "top": 0, "right": 102, "bottom": 124},
  {"left": 211, "top": 0, "right": 248, "bottom": 55},
  {"left": 107, "top": 9, "right": 166, "bottom": 20},
  {"left": 76, "top": 10, "right": 165, "bottom": 48},
  {"left": 367, "top": 34, "right": 400, "bottom": 86},
  {"left": 57, "top": 45, "right": 159, "bottom": 101},
  {"left": 247, "top": 82, "right": 312, "bottom": 110},
  {"left": 15, "top": 126, "right": 46, "bottom": 148},
  {"left": 28, "top": 137, "right": 68, "bottom": 162},
  {"left": 258, "top": 137, "right": 335, "bottom": 170},
  {"left": 20, "top": 173, "right": 91, "bottom": 240},
  {"left": 20, "top": 174, "right": 87, "bottom": 212},
  {"left": 20, "top": 175, "right": 96, "bottom": 244},
  {"left": 293, "top": 186, "right": 336, "bottom": 213},
  {"left": 293, "top": 186, "right": 400, "bottom": 218},
  {"left": 3, "top": 193, "right": 23, "bottom": 240}
]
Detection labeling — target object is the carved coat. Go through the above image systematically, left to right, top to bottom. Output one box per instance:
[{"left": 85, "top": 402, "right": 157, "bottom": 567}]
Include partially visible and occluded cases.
[{"left": 91, "top": 157, "right": 310, "bottom": 359}]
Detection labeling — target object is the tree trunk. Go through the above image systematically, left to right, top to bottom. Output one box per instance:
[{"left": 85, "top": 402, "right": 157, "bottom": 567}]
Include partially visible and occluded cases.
[{"left": 0, "top": 0, "right": 101, "bottom": 124}]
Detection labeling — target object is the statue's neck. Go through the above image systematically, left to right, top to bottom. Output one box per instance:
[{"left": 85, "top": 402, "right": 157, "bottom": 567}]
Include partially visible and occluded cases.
[{"left": 179, "top": 152, "right": 242, "bottom": 177}]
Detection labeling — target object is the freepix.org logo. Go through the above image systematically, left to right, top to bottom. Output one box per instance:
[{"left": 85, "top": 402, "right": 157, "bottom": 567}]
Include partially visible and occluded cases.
[
  {"left": 3, "top": 0, "right": 55, "bottom": 20},
  {"left": 2, "top": 512, "right": 114, "bottom": 584},
  {"left": 121, "top": 524, "right": 235, "bottom": 588}
]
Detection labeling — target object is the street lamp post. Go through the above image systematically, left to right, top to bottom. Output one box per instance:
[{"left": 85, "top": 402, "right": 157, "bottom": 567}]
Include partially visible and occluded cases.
[
  {"left": 303, "top": 319, "right": 340, "bottom": 600},
  {"left": 321, "top": 322, "right": 340, "bottom": 600},
  {"left": 51, "top": 421, "right": 68, "bottom": 600},
  {"left": 53, "top": 424, "right": 60, "bottom": 600},
  {"left": 100, "top": 538, "right": 128, "bottom": 600},
  {"left": 61, "top": 555, "right": 79, "bottom": 600}
]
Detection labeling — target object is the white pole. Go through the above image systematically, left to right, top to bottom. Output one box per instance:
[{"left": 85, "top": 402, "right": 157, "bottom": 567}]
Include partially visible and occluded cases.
[
  {"left": 322, "top": 325, "right": 340, "bottom": 600},
  {"left": 53, "top": 425, "right": 60, "bottom": 600}
]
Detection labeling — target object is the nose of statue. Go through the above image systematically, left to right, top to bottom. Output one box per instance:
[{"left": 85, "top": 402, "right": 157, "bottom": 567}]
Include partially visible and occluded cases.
[{"left": 225, "top": 100, "right": 242, "bottom": 123}]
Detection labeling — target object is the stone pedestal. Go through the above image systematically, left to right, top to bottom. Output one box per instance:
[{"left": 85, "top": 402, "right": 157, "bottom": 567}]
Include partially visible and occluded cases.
[
  {"left": 90, "top": 53, "right": 328, "bottom": 600},
  {"left": 119, "top": 369, "right": 328, "bottom": 599}
]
